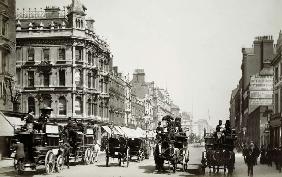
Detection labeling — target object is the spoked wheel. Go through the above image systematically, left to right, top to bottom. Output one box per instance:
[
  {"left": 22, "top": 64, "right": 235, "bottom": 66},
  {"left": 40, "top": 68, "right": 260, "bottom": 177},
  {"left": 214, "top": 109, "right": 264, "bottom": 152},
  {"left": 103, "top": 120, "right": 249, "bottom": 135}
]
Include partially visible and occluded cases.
[
  {"left": 84, "top": 148, "right": 92, "bottom": 165},
  {"left": 126, "top": 148, "right": 130, "bottom": 167},
  {"left": 106, "top": 149, "right": 109, "bottom": 167},
  {"left": 45, "top": 150, "right": 55, "bottom": 174},
  {"left": 90, "top": 150, "right": 96, "bottom": 164},
  {"left": 56, "top": 155, "right": 64, "bottom": 172},
  {"left": 182, "top": 155, "right": 188, "bottom": 171},
  {"left": 172, "top": 161, "right": 177, "bottom": 173}
]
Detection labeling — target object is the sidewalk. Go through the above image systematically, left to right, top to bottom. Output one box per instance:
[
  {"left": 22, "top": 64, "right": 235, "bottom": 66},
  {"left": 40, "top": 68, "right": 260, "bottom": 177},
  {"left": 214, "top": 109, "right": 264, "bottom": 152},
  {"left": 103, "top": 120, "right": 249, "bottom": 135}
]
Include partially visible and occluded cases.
[
  {"left": 0, "top": 152, "right": 106, "bottom": 169},
  {"left": 234, "top": 153, "right": 281, "bottom": 177},
  {"left": 0, "top": 158, "right": 13, "bottom": 169}
]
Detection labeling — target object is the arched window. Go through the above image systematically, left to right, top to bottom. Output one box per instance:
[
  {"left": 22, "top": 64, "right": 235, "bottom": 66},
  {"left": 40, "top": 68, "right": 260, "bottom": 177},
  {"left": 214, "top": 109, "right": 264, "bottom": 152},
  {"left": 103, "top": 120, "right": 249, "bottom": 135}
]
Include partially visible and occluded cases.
[
  {"left": 28, "top": 97, "right": 35, "bottom": 113},
  {"left": 58, "top": 97, "right": 67, "bottom": 115},
  {"left": 75, "top": 97, "right": 83, "bottom": 115}
]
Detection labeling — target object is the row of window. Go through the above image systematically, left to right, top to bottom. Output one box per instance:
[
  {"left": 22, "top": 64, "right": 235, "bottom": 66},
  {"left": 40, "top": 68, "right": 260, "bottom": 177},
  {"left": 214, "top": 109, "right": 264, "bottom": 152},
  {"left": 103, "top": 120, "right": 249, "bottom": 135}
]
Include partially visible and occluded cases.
[
  {"left": 21, "top": 47, "right": 108, "bottom": 67},
  {"left": 26, "top": 48, "right": 66, "bottom": 61},
  {"left": 23, "top": 70, "right": 107, "bottom": 90},
  {"left": 27, "top": 96, "right": 109, "bottom": 116}
]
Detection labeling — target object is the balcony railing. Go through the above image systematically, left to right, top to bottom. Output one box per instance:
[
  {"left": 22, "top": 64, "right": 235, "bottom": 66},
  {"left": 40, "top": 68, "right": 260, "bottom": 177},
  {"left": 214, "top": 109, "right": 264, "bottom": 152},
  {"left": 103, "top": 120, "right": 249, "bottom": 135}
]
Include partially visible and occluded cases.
[{"left": 16, "top": 8, "right": 67, "bottom": 19}]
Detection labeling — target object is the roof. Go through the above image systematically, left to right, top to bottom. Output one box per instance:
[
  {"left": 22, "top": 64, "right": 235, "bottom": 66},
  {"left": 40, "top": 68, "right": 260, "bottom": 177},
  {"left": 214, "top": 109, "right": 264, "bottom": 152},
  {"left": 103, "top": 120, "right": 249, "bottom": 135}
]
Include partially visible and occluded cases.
[{"left": 68, "top": 0, "right": 86, "bottom": 15}]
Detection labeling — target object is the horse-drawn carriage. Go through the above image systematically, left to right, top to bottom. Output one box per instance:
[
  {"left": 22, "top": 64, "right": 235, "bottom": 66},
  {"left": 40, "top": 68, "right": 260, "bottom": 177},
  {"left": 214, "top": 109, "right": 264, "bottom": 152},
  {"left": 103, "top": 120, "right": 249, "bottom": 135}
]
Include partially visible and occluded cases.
[
  {"left": 154, "top": 115, "right": 189, "bottom": 173},
  {"left": 12, "top": 122, "right": 63, "bottom": 175},
  {"left": 201, "top": 122, "right": 236, "bottom": 175},
  {"left": 64, "top": 123, "right": 96, "bottom": 165},
  {"left": 174, "top": 134, "right": 189, "bottom": 171},
  {"left": 105, "top": 136, "right": 130, "bottom": 167},
  {"left": 128, "top": 137, "right": 145, "bottom": 161}
]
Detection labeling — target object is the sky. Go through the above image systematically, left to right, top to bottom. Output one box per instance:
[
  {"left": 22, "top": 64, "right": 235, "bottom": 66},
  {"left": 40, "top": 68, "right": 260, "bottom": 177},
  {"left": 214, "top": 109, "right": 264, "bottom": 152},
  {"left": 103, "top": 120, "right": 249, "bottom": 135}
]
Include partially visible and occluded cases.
[{"left": 16, "top": 0, "right": 282, "bottom": 126}]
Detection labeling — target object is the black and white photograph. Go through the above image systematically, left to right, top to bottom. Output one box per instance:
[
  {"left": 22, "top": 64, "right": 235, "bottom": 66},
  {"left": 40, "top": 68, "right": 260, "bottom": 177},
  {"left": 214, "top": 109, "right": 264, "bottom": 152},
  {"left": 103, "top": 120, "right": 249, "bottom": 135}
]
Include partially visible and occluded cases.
[{"left": 0, "top": 0, "right": 281, "bottom": 176}]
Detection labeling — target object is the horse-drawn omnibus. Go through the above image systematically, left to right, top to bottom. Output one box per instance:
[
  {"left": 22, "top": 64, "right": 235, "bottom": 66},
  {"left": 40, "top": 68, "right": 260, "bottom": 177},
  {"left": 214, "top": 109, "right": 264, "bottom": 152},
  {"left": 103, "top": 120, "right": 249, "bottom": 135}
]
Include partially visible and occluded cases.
[{"left": 201, "top": 122, "right": 236, "bottom": 175}]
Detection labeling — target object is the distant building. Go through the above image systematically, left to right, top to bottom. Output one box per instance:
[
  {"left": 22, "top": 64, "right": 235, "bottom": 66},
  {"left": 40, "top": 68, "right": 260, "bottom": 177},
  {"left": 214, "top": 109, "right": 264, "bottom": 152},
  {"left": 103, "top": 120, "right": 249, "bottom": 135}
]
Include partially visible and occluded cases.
[
  {"left": 15, "top": 1, "right": 112, "bottom": 123},
  {"left": 108, "top": 66, "right": 126, "bottom": 126},
  {"left": 130, "top": 69, "right": 155, "bottom": 128},
  {"left": 155, "top": 88, "right": 172, "bottom": 122},
  {"left": 131, "top": 92, "right": 145, "bottom": 129},
  {"left": 171, "top": 103, "right": 180, "bottom": 117},
  {"left": 181, "top": 112, "right": 192, "bottom": 132},
  {"left": 192, "top": 119, "right": 211, "bottom": 138}
]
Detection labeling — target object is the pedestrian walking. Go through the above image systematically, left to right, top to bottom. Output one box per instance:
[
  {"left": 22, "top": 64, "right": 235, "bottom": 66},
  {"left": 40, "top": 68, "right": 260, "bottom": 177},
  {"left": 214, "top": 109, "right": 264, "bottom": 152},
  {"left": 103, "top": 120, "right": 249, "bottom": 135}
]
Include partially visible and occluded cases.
[
  {"left": 93, "top": 140, "right": 101, "bottom": 162},
  {"left": 246, "top": 142, "right": 256, "bottom": 176}
]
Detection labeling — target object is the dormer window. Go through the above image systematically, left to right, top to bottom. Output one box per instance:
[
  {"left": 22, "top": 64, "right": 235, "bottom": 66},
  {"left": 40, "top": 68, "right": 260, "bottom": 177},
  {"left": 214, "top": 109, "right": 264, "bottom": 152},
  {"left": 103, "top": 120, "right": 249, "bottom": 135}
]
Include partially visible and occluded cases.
[{"left": 75, "top": 18, "right": 84, "bottom": 29}]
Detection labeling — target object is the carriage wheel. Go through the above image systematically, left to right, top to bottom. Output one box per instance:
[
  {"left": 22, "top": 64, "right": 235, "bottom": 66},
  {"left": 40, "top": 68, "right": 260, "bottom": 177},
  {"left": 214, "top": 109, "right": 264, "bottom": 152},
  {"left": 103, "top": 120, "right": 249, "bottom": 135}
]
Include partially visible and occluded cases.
[
  {"left": 84, "top": 148, "right": 92, "bottom": 165},
  {"left": 126, "top": 148, "right": 130, "bottom": 167},
  {"left": 106, "top": 149, "right": 109, "bottom": 167},
  {"left": 45, "top": 150, "right": 55, "bottom": 174},
  {"left": 90, "top": 150, "right": 95, "bottom": 164},
  {"left": 56, "top": 155, "right": 64, "bottom": 173},
  {"left": 106, "top": 155, "right": 109, "bottom": 167},
  {"left": 182, "top": 155, "right": 188, "bottom": 171},
  {"left": 172, "top": 160, "right": 177, "bottom": 173}
]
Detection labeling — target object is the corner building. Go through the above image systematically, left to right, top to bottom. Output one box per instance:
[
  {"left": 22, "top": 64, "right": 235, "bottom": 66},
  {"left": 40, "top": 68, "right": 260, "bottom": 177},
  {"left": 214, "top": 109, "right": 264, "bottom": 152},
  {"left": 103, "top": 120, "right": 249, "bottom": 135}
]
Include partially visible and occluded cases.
[
  {"left": 0, "top": 0, "right": 16, "bottom": 112},
  {"left": 15, "top": 1, "right": 111, "bottom": 123}
]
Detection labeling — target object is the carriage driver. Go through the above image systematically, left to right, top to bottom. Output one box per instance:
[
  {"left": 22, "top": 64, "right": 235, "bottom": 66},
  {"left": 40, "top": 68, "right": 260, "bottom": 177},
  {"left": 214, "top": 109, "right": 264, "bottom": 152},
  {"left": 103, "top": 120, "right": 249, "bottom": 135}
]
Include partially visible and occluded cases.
[{"left": 37, "top": 107, "right": 53, "bottom": 132}]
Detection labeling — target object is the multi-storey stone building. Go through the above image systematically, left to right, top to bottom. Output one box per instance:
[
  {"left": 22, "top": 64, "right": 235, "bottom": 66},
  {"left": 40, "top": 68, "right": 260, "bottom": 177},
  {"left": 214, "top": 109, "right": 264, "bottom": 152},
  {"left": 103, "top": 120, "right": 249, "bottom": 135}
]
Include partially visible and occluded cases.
[
  {"left": 0, "top": 0, "right": 16, "bottom": 112},
  {"left": 15, "top": 1, "right": 111, "bottom": 123},
  {"left": 270, "top": 31, "right": 282, "bottom": 148},
  {"left": 108, "top": 66, "right": 126, "bottom": 126},
  {"left": 131, "top": 69, "right": 155, "bottom": 128},
  {"left": 124, "top": 74, "right": 132, "bottom": 127},
  {"left": 155, "top": 87, "right": 172, "bottom": 121},
  {"left": 131, "top": 92, "right": 145, "bottom": 129}
]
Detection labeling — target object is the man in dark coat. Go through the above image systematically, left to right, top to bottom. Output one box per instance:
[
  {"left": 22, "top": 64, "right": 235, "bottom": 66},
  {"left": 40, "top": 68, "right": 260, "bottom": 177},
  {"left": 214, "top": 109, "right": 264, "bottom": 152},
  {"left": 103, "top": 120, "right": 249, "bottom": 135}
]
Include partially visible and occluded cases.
[
  {"left": 13, "top": 140, "right": 25, "bottom": 170},
  {"left": 246, "top": 143, "right": 256, "bottom": 176}
]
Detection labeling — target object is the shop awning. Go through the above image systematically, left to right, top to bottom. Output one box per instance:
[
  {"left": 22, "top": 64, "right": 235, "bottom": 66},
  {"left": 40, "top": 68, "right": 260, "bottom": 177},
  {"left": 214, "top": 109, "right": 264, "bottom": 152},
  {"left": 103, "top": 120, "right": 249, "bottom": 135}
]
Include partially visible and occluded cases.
[
  {"left": 0, "top": 112, "right": 24, "bottom": 136},
  {"left": 102, "top": 126, "right": 112, "bottom": 134},
  {"left": 114, "top": 126, "right": 125, "bottom": 135}
]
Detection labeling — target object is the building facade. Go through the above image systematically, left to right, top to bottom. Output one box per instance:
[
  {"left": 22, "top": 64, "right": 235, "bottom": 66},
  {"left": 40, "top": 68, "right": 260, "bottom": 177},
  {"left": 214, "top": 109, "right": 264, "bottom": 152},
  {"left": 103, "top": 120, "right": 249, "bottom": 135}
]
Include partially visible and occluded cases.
[
  {"left": 0, "top": 0, "right": 16, "bottom": 112},
  {"left": 15, "top": 1, "right": 111, "bottom": 123},
  {"left": 270, "top": 31, "right": 282, "bottom": 148},
  {"left": 234, "top": 36, "right": 274, "bottom": 145},
  {"left": 108, "top": 66, "right": 126, "bottom": 126},
  {"left": 131, "top": 93, "right": 145, "bottom": 129},
  {"left": 181, "top": 111, "right": 192, "bottom": 133}
]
